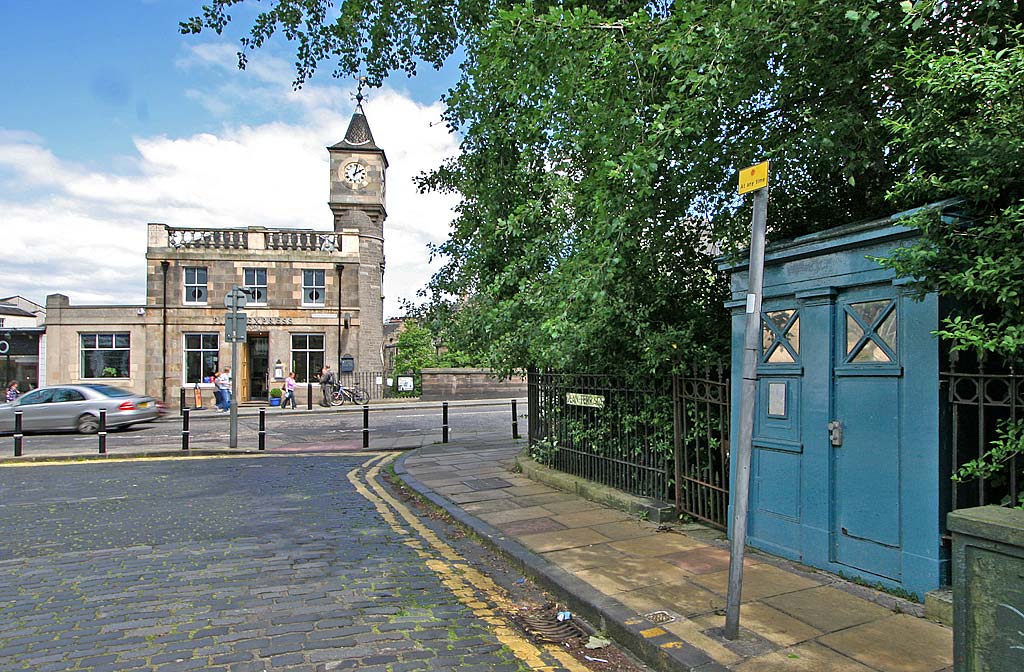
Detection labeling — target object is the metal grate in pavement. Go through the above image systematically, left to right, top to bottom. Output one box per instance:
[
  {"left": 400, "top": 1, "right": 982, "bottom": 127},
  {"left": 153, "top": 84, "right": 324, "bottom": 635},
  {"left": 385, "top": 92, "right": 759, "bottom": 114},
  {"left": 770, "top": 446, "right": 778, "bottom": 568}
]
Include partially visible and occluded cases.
[
  {"left": 462, "top": 477, "right": 514, "bottom": 491},
  {"left": 644, "top": 610, "right": 677, "bottom": 625}
]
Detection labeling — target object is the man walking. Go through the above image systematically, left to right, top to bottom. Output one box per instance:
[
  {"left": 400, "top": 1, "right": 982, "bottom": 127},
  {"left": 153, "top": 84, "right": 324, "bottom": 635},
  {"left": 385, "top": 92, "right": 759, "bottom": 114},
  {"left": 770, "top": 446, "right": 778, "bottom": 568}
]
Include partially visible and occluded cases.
[
  {"left": 319, "top": 365, "right": 335, "bottom": 407},
  {"left": 217, "top": 367, "right": 232, "bottom": 413}
]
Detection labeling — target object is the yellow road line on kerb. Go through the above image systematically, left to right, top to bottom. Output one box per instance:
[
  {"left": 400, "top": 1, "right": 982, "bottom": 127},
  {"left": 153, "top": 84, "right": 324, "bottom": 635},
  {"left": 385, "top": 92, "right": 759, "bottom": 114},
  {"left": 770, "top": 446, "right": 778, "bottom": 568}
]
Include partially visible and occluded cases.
[{"left": 347, "top": 454, "right": 589, "bottom": 672}]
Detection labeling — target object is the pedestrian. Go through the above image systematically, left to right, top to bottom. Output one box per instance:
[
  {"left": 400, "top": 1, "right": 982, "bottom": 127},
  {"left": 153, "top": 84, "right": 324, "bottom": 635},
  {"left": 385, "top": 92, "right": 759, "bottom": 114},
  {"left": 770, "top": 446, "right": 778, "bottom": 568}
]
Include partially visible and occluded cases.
[
  {"left": 319, "top": 365, "right": 335, "bottom": 407},
  {"left": 217, "top": 367, "right": 232, "bottom": 412},
  {"left": 209, "top": 369, "right": 223, "bottom": 410},
  {"left": 283, "top": 371, "right": 297, "bottom": 409},
  {"left": 5, "top": 380, "right": 18, "bottom": 404}
]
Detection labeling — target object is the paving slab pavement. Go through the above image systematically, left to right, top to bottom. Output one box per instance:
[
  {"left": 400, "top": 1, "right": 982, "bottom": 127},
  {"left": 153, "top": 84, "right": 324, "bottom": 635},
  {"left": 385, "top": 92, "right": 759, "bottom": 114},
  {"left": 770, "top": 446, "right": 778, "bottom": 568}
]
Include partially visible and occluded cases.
[{"left": 395, "top": 439, "right": 954, "bottom": 672}]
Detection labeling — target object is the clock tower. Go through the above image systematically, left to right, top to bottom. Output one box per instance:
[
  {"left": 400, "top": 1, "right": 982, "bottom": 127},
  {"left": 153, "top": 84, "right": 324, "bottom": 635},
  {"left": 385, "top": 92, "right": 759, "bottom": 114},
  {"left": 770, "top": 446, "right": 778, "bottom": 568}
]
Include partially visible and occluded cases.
[{"left": 328, "top": 92, "right": 387, "bottom": 368}]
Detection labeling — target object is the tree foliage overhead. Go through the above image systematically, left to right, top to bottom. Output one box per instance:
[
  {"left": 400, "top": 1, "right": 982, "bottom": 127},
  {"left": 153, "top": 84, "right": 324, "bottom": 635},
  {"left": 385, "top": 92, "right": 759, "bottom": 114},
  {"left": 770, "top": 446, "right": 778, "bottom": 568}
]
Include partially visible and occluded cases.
[
  {"left": 183, "top": 0, "right": 1024, "bottom": 375},
  {"left": 881, "top": 26, "right": 1024, "bottom": 360}
]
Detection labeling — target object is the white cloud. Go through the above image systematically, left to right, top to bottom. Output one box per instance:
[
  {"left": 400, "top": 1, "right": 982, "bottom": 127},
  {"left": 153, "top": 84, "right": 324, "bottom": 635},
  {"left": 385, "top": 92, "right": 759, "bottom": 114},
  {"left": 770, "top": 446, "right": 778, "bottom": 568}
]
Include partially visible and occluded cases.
[{"left": 0, "top": 65, "right": 459, "bottom": 319}]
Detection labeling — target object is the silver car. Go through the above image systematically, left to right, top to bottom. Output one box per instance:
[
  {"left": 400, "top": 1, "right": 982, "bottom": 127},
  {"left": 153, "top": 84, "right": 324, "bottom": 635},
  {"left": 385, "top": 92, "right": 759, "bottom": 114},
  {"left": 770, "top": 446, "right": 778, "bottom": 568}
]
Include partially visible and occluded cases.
[{"left": 0, "top": 384, "right": 161, "bottom": 434}]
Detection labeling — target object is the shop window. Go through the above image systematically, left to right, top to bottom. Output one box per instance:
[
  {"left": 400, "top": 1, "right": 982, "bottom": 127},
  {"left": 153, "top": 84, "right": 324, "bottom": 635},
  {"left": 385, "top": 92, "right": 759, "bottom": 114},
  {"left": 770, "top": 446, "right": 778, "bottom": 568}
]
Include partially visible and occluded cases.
[
  {"left": 80, "top": 333, "right": 130, "bottom": 378},
  {"left": 184, "top": 333, "right": 220, "bottom": 384},
  {"left": 291, "top": 334, "right": 325, "bottom": 382}
]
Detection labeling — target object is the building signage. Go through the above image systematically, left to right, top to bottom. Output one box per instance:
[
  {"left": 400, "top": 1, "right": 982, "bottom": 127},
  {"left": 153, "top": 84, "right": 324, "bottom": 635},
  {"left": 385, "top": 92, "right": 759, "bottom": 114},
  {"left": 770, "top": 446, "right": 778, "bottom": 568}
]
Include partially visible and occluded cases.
[
  {"left": 738, "top": 160, "right": 769, "bottom": 194},
  {"left": 212, "top": 315, "right": 294, "bottom": 326},
  {"left": 397, "top": 376, "right": 415, "bottom": 392},
  {"left": 566, "top": 392, "right": 605, "bottom": 409}
]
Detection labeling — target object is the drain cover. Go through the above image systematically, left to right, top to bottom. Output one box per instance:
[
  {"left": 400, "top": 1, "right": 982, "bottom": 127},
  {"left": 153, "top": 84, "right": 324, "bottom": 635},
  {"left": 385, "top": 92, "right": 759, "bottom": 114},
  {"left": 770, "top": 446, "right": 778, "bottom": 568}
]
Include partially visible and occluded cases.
[
  {"left": 644, "top": 610, "right": 676, "bottom": 624},
  {"left": 517, "top": 612, "right": 587, "bottom": 642}
]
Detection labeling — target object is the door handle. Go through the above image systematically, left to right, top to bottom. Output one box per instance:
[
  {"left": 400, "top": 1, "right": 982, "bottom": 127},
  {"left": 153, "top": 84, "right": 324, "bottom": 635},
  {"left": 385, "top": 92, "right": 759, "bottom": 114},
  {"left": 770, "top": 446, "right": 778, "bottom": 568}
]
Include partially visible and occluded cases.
[{"left": 828, "top": 420, "right": 843, "bottom": 447}]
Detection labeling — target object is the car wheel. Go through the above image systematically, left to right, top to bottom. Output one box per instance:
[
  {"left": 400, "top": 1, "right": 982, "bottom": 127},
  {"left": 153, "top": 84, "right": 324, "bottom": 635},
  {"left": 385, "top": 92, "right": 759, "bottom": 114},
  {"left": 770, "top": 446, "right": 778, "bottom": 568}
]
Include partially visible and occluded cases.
[{"left": 77, "top": 414, "right": 100, "bottom": 434}]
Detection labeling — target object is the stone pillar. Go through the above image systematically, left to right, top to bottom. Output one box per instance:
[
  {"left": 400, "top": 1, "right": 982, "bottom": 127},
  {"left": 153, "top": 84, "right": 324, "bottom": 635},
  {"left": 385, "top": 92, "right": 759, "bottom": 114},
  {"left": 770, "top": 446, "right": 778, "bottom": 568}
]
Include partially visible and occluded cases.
[{"left": 948, "top": 505, "right": 1024, "bottom": 671}]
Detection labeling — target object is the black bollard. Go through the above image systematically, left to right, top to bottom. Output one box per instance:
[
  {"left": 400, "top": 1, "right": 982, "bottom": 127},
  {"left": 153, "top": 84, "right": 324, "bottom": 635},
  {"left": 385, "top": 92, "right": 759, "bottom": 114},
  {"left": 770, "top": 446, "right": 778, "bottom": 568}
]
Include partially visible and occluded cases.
[
  {"left": 307, "top": 382, "right": 313, "bottom": 410},
  {"left": 179, "top": 387, "right": 186, "bottom": 416},
  {"left": 511, "top": 399, "right": 520, "bottom": 440},
  {"left": 442, "top": 402, "right": 449, "bottom": 444},
  {"left": 362, "top": 405, "right": 369, "bottom": 449},
  {"left": 181, "top": 408, "right": 190, "bottom": 451},
  {"left": 258, "top": 408, "right": 266, "bottom": 451},
  {"left": 98, "top": 409, "right": 107, "bottom": 454},
  {"left": 13, "top": 411, "right": 22, "bottom": 457}
]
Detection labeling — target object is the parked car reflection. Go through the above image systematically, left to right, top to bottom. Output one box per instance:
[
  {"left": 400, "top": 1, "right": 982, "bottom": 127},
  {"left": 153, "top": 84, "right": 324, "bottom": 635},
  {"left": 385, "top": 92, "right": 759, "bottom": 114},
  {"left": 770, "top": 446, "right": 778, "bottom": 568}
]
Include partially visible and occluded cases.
[{"left": 0, "top": 384, "right": 161, "bottom": 434}]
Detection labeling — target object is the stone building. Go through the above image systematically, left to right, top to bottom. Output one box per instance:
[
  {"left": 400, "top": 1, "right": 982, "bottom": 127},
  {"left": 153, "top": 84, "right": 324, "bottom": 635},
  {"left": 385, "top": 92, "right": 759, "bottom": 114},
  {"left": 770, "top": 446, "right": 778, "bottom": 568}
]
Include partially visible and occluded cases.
[
  {"left": 43, "top": 103, "right": 387, "bottom": 406},
  {"left": 0, "top": 295, "right": 46, "bottom": 392}
]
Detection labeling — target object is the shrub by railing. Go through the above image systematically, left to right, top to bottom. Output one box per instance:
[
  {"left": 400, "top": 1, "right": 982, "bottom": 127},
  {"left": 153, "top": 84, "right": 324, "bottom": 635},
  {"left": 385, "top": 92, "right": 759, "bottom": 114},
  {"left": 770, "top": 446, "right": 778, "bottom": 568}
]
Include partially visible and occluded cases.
[{"left": 527, "top": 372, "right": 674, "bottom": 501}]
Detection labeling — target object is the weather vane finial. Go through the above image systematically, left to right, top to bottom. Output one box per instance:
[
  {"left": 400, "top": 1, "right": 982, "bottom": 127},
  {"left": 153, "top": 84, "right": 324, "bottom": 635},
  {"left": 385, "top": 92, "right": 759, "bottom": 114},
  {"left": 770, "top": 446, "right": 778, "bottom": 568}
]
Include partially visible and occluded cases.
[{"left": 354, "top": 75, "right": 367, "bottom": 105}]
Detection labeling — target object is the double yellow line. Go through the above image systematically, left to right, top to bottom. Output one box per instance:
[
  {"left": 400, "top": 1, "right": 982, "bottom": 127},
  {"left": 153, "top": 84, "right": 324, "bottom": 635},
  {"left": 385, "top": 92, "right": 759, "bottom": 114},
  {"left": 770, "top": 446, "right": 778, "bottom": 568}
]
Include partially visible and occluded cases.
[{"left": 347, "top": 453, "right": 591, "bottom": 672}]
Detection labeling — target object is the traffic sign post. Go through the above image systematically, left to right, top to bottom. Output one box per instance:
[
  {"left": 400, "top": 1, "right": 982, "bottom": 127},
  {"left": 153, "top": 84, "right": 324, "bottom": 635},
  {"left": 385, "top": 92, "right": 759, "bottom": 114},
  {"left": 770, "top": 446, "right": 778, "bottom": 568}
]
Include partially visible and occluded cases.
[
  {"left": 724, "top": 161, "right": 770, "bottom": 640},
  {"left": 224, "top": 287, "right": 250, "bottom": 448},
  {"left": 224, "top": 312, "right": 247, "bottom": 343}
]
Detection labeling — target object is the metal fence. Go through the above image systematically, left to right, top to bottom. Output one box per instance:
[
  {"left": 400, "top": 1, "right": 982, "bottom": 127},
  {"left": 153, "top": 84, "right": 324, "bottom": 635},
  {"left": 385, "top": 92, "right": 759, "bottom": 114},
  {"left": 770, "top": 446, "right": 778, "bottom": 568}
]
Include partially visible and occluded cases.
[
  {"left": 943, "top": 352, "right": 1023, "bottom": 511},
  {"left": 673, "top": 366, "right": 731, "bottom": 529},
  {"left": 527, "top": 368, "right": 732, "bottom": 528},
  {"left": 336, "top": 371, "right": 404, "bottom": 402},
  {"left": 527, "top": 372, "right": 674, "bottom": 500}
]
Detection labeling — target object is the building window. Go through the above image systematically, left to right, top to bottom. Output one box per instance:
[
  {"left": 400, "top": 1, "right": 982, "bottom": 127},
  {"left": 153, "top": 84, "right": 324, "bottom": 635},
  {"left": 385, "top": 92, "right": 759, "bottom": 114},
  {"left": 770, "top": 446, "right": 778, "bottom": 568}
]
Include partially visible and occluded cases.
[
  {"left": 184, "top": 266, "right": 208, "bottom": 304},
  {"left": 244, "top": 268, "right": 268, "bottom": 305},
  {"left": 302, "top": 269, "right": 326, "bottom": 306},
  {"left": 761, "top": 309, "right": 800, "bottom": 364},
  {"left": 0, "top": 318, "right": 4, "bottom": 327},
  {"left": 81, "top": 333, "right": 130, "bottom": 378},
  {"left": 184, "top": 334, "right": 220, "bottom": 384},
  {"left": 291, "top": 334, "right": 325, "bottom": 383}
]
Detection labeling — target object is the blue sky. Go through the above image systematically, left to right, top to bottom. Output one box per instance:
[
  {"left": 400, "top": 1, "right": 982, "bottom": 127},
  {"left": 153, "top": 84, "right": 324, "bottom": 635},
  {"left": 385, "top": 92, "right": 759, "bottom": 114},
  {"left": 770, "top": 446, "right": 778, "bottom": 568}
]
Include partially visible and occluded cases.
[{"left": 0, "top": 0, "right": 461, "bottom": 319}]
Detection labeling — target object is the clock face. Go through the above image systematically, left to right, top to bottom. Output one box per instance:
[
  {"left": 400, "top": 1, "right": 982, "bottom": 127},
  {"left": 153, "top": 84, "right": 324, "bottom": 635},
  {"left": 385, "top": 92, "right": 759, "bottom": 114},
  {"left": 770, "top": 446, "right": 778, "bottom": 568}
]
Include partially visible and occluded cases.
[{"left": 342, "top": 161, "right": 368, "bottom": 188}]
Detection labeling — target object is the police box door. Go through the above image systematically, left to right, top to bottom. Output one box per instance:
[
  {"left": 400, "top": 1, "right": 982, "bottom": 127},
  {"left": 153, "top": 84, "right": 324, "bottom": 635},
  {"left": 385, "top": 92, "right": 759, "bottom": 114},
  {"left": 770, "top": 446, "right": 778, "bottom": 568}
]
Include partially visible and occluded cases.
[{"left": 831, "top": 287, "right": 903, "bottom": 581}]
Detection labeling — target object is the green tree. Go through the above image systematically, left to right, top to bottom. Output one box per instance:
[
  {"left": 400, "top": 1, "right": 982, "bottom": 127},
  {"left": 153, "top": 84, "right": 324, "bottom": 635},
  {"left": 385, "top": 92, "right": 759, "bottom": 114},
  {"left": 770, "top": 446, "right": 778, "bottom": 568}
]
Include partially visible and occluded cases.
[
  {"left": 182, "top": 0, "right": 1024, "bottom": 378},
  {"left": 879, "top": 25, "right": 1024, "bottom": 498},
  {"left": 882, "top": 29, "right": 1024, "bottom": 359},
  {"left": 392, "top": 319, "right": 439, "bottom": 376}
]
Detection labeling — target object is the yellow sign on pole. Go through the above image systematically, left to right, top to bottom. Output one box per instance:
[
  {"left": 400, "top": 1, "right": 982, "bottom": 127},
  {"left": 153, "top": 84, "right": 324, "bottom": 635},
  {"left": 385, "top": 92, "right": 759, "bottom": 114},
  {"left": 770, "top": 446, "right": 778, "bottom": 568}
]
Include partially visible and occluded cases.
[{"left": 738, "top": 160, "right": 769, "bottom": 194}]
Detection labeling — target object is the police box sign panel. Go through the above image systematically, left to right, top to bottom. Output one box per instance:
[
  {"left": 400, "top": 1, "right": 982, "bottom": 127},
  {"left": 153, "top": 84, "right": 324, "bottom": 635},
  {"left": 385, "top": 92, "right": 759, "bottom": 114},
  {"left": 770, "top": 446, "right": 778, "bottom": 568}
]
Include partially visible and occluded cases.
[{"left": 566, "top": 393, "right": 605, "bottom": 409}]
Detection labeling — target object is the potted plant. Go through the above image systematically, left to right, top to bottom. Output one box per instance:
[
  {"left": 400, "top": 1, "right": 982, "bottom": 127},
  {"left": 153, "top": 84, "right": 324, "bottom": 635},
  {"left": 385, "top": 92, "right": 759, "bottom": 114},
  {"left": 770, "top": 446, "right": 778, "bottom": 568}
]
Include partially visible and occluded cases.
[{"left": 269, "top": 388, "right": 283, "bottom": 406}]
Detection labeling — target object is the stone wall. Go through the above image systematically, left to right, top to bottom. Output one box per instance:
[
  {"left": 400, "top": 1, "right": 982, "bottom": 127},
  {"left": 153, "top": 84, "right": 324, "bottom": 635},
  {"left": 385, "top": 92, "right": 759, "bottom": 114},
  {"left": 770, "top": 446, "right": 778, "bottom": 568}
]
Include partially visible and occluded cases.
[{"left": 419, "top": 368, "right": 527, "bottom": 401}]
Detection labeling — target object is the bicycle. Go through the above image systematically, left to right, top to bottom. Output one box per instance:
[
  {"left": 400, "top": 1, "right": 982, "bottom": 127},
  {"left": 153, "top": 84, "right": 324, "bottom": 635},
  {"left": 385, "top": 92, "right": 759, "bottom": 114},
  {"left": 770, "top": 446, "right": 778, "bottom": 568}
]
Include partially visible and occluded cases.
[{"left": 330, "top": 384, "right": 370, "bottom": 406}]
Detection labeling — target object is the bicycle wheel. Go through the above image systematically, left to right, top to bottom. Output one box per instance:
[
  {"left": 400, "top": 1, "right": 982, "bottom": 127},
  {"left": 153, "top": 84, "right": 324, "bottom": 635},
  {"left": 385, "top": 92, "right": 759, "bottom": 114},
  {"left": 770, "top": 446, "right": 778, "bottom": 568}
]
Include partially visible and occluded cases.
[
  {"left": 355, "top": 389, "right": 369, "bottom": 405},
  {"left": 331, "top": 392, "right": 345, "bottom": 406}
]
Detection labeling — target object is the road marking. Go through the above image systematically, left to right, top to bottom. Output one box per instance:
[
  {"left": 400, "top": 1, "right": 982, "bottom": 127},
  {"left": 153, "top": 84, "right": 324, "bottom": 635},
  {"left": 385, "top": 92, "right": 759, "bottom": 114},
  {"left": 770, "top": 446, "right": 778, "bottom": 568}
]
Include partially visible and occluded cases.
[{"left": 347, "top": 455, "right": 589, "bottom": 672}]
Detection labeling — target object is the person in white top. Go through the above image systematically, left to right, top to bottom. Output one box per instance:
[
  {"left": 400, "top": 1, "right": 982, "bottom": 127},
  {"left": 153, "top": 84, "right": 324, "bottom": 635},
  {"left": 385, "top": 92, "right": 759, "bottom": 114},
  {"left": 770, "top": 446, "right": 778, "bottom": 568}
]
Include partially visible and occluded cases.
[{"left": 216, "top": 367, "right": 232, "bottom": 412}]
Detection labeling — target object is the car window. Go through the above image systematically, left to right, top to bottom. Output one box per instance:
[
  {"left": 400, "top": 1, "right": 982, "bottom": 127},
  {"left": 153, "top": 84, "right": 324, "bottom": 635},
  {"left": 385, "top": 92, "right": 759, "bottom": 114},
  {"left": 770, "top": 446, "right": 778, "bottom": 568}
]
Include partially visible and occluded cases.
[
  {"left": 81, "top": 384, "right": 133, "bottom": 398},
  {"left": 53, "top": 388, "right": 86, "bottom": 403},
  {"left": 18, "top": 389, "right": 55, "bottom": 405}
]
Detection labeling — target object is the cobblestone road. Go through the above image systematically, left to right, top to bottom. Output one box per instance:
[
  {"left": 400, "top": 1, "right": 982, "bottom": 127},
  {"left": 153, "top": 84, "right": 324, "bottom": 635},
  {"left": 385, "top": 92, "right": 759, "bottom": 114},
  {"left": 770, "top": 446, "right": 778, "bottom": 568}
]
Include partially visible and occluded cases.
[{"left": 0, "top": 454, "right": 582, "bottom": 671}]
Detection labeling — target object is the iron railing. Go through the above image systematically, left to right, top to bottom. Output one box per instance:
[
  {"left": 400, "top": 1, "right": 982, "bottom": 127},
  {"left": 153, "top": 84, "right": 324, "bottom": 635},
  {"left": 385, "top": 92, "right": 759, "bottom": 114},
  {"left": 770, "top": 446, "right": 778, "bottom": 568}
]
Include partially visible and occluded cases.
[
  {"left": 943, "top": 352, "right": 1023, "bottom": 511},
  {"left": 673, "top": 366, "right": 731, "bottom": 529},
  {"left": 336, "top": 371, "right": 402, "bottom": 401},
  {"left": 527, "top": 372, "right": 674, "bottom": 500}
]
